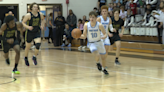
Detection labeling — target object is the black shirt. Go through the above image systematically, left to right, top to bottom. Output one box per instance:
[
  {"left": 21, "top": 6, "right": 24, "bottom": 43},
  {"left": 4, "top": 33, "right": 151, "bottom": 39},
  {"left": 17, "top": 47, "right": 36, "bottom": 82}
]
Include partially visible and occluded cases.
[
  {"left": 98, "top": 0, "right": 106, "bottom": 8},
  {"left": 54, "top": 16, "right": 66, "bottom": 26},
  {"left": 110, "top": 17, "right": 124, "bottom": 34}
]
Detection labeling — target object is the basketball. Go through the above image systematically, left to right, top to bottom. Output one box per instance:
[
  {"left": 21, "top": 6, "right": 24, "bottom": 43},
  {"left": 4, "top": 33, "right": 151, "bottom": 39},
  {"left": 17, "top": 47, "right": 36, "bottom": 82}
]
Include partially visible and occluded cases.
[{"left": 71, "top": 28, "right": 82, "bottom": 38}]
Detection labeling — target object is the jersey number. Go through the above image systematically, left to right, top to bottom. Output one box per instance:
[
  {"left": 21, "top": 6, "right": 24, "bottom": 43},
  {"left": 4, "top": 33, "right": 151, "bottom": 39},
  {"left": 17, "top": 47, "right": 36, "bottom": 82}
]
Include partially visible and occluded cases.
[
  {"left": 104, "top": 25, "right": 106, "bottom": 29},
  {"left": 91, "top": 33, "right": 97, "bottom": 38}
]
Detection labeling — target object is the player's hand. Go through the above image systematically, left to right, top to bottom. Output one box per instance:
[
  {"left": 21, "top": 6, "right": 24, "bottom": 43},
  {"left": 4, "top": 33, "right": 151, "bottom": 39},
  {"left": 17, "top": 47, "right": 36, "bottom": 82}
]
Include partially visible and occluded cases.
[
  {"left": 158, "top": 25, "right": 162, "bottom": 28},
  {"left": 28, "top": 26, "right": 33, "bottom": 31},
  {"left": 40, "top": 26, "right": 44, "bottom": 31},
  {"left": 113, "top": 28, "right": 117, "bottom": 33},
  {"left": 108, "top": 33, "right": 113, "bottom": 37},
  {"left": 119, "top": 33, "right": 123, "bottom": 37},
  {"left": 101, "top": 36, "right": 106, "bottom": 40},
  {"left": 7, "top": 38, "right": 14, "bottom": 44}
]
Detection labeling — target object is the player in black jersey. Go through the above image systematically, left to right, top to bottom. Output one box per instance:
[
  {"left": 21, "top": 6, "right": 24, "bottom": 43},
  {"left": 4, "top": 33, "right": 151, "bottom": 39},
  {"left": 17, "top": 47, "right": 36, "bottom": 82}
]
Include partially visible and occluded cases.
[
  {"left": 22, "top": 3, "right": 44, "bottom": 66},
  {"left": 109, "top": 9, "right": 124, "bottom": 65},
  {"left": 0, "top": 15, "right": 24, "bottom": 74}
]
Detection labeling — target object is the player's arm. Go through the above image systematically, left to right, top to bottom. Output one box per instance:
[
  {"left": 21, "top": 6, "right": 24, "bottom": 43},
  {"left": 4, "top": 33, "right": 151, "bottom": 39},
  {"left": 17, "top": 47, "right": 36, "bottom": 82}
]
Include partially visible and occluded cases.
[
  {"left": 22, "top": 13, "right": 32, "bottom": 30},
  {"left": 40, "top": 13, "right": 44, "bottom": 30},
  {"left": 109, "top": 17, "right": 116, "bottom": 32},
  {"left": 119, "top": 20, "right": 125, "bottom": 37},
  {"left": 16, "top": 22, "right": 24, "bottom": 40},
  {"left": 80, "top": 23, "right": 87, "bottom": 39},
  {"left": 99, "top": 23, "right": 107, "bottom": 39},
  {"left": 0, "top": 24, "right": 6, "bottom": 40}
]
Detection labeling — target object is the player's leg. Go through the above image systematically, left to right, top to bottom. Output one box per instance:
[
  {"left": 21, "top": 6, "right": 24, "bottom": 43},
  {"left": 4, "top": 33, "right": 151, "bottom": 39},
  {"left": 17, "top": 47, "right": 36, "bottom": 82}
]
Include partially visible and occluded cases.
[
  {"left": 42, "top": 29, "right": 45, "bottom": 40},
  {"left": 24, "top": 31, "right": 33, "bottom": 66},
  {"left": 33, "top": 37, "right": 41, "bottom": 65},
  {"left": 104, "top": 38, "right": 111, "bottom": 58},
  {"left": 115, "top": 40, "right": 121, "bottom": 65},
  {"left": 98, "top": 41, "right": 109, "bottom": 75},
  {"left": 2, "top": 42, "right": 10, "bottom": 65},
  {"left": 88, "top": 43, "right": 102, "bottom": 71},
  {"left": 12, "top": 44, "right": 20, "bottom": 74},
  {"left": 104, "top": 45, "right": 109, "bottom": 58}
]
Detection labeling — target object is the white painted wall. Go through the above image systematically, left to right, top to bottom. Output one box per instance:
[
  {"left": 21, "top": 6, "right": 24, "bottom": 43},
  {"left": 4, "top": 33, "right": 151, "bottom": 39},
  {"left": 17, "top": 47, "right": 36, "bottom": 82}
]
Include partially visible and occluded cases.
[{"left": 0, "top": 0, "right": 111, "bottom": 21}]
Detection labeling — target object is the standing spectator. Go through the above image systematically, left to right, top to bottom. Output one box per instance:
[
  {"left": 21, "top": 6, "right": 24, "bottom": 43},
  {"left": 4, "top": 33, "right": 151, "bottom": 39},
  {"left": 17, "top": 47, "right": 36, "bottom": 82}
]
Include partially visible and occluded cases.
[
  {"left": 98, "top": 0, "right": 107, "bottom": 9},
  {"left": 125, "top": 0, "right": 131, "bottom": 10},
  {"left": 130, "top": 0, "right": 137, "bottom": 16},
  {"left": 138, "top": 0, "right": 146, "bottom": 16},
  {"left": 108, "top": 3, "right": 113, "bottom": 12},
  {"left": 113, "top": 3, "right": 118, "bottom": 9},
  {"left": 119, "top": 5, "right": 127, "bottom": 21},
  {"left": 67, "top": 9, "right": 77, "bottom": 29},
  {"left": 4, "top": 11, "right": 17, "bottom": 23},
  {"left": 54, "top": 11, "right": 66, "bottom": 46},
  {"left": 47, "top": 13, "right": 53, "bottom": 43},
  {"left": 42, "top": 15, "right": 46, "bottom": 40},
  {"left": 82, "top": 15, "right": 88, "bottom": 22},
  {"left": 77, "top": 19, "right": 85, "bottom": 50},
  {"left": 61, "top": 24, "right": 73, "bottom": 47}
]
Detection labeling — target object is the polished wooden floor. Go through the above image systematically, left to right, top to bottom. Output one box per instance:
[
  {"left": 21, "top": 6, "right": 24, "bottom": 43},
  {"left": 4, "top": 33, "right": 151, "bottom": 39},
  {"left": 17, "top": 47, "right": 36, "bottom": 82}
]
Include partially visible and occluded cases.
[{"left": 0, "top": 41, "right": 164, "bottom": 92}]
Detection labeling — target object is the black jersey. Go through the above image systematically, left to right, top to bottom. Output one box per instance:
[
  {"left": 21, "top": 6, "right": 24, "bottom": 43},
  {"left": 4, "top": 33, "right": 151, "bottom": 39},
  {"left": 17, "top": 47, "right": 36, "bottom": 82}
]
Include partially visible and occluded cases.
[
  {"left": 27, "top": 12, "right": 41, "bottom": 33},
  {"left": 110, "top": 17, "right": 124, "bottom": 34},
  {"left": 2, "top": 23, "right": 17, "bottom": 39}
]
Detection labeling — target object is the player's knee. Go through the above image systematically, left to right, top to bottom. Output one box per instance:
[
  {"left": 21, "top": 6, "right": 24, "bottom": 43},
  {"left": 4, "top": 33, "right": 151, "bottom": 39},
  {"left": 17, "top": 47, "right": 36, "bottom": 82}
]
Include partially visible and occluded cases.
[
  {"left": 36, "top": 43, "right": 41, "bottom": 50},
  {"left": 116, "top": 44, "right": 121, "bottom": 48}
]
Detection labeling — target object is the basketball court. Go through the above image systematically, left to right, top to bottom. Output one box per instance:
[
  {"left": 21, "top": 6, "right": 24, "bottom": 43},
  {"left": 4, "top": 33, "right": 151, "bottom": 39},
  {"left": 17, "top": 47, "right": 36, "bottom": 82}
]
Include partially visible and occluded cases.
[{"left": 0, "top": 41, "right": 164, "bottom": 92}]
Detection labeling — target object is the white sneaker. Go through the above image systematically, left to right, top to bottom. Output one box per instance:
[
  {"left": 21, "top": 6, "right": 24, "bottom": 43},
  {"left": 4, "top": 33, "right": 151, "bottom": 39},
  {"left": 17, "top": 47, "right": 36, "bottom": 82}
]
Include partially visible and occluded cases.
[
  {"left": 31, "top": 45, "right": 35, "bottom": 49},
  {"left": 78, "top": 46, "right": 82, "bottom": 50},
  {"left": 82, "top": 46, "right": 86, "bottom": 49}
]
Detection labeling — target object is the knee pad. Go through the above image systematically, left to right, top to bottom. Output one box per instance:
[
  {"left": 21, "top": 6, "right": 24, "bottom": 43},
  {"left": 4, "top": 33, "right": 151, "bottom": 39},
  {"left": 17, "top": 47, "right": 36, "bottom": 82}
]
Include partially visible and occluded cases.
[{"left": 35, "top": 43, "right": 41, "bottom": 50}]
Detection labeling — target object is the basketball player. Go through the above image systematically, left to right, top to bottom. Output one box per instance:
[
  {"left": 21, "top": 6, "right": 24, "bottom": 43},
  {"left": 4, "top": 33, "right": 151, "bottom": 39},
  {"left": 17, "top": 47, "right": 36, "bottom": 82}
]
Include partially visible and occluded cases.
[
  {"left": 22, "top": 3, "right": 44, "bottom": 66},
  {"left": 96, "top": 5, "right": 116, "bottom": 70},
  {"left": 109, "top": 9, "right": 124, "bottom": 65},
  {"left": 80, "top": 11, "right": 109, "bottom": 75},
  {"left": 0, "top": 15, "right": 24, "bottom": 74}
]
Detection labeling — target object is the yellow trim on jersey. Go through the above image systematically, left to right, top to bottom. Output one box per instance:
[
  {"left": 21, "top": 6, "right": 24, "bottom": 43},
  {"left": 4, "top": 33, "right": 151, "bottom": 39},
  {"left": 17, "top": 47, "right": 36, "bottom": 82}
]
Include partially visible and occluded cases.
[
  {"left": 25, "top": 30, "right": 28, "bottom": 41},
  {"left": 1, "top": 40, "right": 3, "bottom": 50}
]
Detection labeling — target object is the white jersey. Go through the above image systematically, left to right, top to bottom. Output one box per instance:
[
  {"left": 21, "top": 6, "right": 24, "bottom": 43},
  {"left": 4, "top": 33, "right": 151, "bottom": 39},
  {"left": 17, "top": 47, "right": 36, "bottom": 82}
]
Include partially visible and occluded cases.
[
  {"left": 100, "top": 16, "right": 110, "bottom": 36},
  {"left": 87, "top": 22, "right": 101, "bottom": 42}
]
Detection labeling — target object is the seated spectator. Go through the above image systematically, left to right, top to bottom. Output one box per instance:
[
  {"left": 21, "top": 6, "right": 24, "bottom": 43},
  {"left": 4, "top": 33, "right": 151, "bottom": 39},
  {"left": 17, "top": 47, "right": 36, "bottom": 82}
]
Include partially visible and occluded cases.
[
  {"left": 146, "top": 0, "right": 158, "bottom": 10},
  {"left": 117, "top": 2, "right": 122, "bottom": 8},
  {"left": 108, "top": 3, "right": 113, "bottom": 12},
  {"left": 113, "top": 3, "right": 118, "bottom": 9},
  {"left": 145, "top": 4, "right": 152, "bottom": 12},
  {"left": 119, "top": 5, "right": 127, "bottom": 21},
  {"left": 124, "top": 9, "right": 135, "bottom": 27},
  {"left": 142, "top": 9, "right": 154, "bottom": 26},
  {"left": 83, "top": 15, "right": 88, "bottom": 22},
  {"left": 77, "top": 19, "right": 86, "bottom": 50},
  {"left": 61, "top": 24, "right": 73, "bottom": 47}
]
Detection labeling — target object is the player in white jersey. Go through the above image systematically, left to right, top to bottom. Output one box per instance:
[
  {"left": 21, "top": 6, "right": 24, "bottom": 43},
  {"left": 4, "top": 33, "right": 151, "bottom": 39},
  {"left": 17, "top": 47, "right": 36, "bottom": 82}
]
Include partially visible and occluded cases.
[
  {"left": 96, "top": 5, "right": 116, "bottom": 71},
  {"left": 80, "top": 11, "right": 109, "bottom": 75}
]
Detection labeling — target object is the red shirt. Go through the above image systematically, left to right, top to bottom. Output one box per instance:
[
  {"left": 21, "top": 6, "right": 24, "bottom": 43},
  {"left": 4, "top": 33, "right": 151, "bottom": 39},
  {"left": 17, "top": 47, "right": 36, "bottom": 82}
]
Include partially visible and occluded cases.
[{"left": 130, "top": 3, "right": 137, "bottom": 15}]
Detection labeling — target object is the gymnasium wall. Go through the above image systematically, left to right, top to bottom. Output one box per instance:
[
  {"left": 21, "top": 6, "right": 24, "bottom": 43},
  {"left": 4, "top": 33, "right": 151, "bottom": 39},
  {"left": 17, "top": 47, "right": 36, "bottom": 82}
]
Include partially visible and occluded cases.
[{"left": 0, "top": 0, "right": 111, "bottom": 21}]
